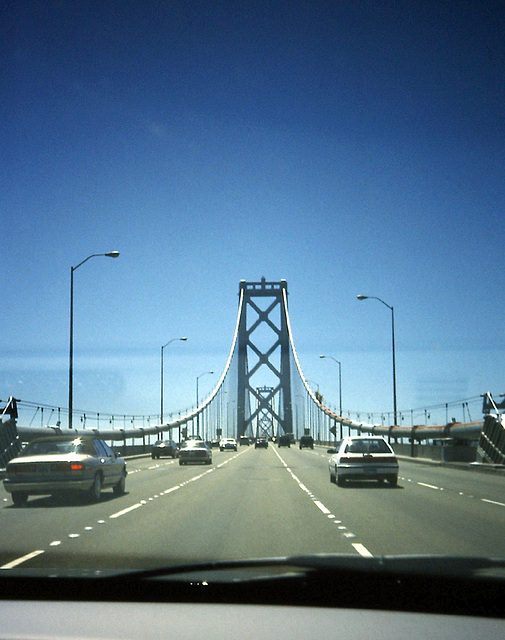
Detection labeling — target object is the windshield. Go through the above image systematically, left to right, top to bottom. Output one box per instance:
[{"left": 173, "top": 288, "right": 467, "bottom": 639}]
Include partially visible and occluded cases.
[{"left": 2, "top": 0, "right": 505, "bottom": 591}]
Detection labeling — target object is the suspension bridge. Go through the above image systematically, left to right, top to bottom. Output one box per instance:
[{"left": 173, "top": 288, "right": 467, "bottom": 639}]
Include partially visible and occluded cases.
[{"left": 1, "top": 278, "right": 504, "bottom": 468}]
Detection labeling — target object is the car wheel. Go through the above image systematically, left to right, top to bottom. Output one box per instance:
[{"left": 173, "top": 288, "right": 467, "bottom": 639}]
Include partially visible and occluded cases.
[
  {"left": 336, "top": 469, "right": 345, "bottom": 487},
  {"left": 113, "top": 471, "right": 126, "bottom": 496},
  {"left": 329, "top": 472, "right": 336, "bottom": 484},
  {"left": 88, "top": 473, "right": 102, "bottom": 502},
  {"left": 388, "top": 475, "right": 398, "bottom": 487},
  {"left": 12, "top": 491, "right": 28, "bottom": 506}
]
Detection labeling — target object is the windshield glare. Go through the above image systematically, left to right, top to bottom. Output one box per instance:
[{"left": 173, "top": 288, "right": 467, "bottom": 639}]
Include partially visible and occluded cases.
[{"left": 2, "top": 1, "right": 505, "bottom": 589}]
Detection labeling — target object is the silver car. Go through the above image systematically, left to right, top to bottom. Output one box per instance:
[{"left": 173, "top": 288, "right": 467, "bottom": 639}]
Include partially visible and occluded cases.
[
  {"left": 3, "top": 435, "right": 127, "bottom": 505},
  {"left": 328, "top": 436, "right": 399, "bottom": 487},
  {"left": 178, "top": 439, "right": 212, "bottom": 465}
]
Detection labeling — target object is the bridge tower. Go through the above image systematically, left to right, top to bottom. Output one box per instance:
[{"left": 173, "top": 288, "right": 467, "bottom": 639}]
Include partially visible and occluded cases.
[
  {"left": 236, "top": 278, "right": 292, "bottom": 438},
  {"left": 255, "top": 386, "right": 275, "bottom": 439}
]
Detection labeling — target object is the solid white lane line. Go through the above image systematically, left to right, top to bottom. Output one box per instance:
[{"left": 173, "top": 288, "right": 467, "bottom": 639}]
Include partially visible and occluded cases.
[
  {"left": 481, "top": 498, "right": 505, "bottom": 507},
  {"left": 110, "top": 502, "right": 143, "bottom": 519},
  {"left": 1, "top": 549, "right": 45, "bottom": 569}
]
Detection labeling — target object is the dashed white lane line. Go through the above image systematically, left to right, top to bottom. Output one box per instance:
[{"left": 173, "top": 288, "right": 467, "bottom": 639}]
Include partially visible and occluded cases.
[
  {"left": 271, "top": 446, "right": 373, "bottom": 558},
  {"left": 110, "top": 450, "right": 247, "bottom": 518},
  {"left": 406, "top": 474, "right": 505, "bottom": 512},
  {"left": 417, "top": 482, "right": 441, "bottom": 490},
  {"left": 163, "top": 486, "right": 180, "bottom": 495},
  {"left": 481, "top": 498, "right": 505, "bottom": 508},
  {"left": 314, "top": 500, "right": 331, "bottom": 515},
  {"left": 110, "top": 502, "right": 143, "bottom": 519},
  {"left": 352, "top": 543, "right": 373, "bottom": 557},
  {"left": 0, "top": 549, "right": 45, "bottom": 569}
]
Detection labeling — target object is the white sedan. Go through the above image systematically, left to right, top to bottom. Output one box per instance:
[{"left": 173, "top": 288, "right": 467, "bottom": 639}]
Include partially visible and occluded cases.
[
  {"left": 328, "top": 436, "right": 398, "bottom": 487},
  {"left": 219, "top": 438, "right": 238, "bottom": 451}
]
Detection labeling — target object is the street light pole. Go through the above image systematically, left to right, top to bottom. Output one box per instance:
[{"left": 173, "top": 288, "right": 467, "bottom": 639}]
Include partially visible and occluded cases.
[
  {"left": 68, "top": 251, "right": 119, "bottom": 429},
  {"left": 357, "top": 295, "right": 397, "bottom": 427},
  {"left": 160, "top": 337, "right": 188, "bottom": 424},
  {"left": 319, "top": 355, "right": 342, "bottom": 439},
  {"left": 319, "top": 355, "right": 342, "bottom": 416},
  {"left": 196, "top": 371, "right": 214, "bottom": 437}
]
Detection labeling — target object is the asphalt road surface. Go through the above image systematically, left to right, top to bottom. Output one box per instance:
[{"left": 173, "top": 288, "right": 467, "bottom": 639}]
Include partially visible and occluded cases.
[{"left": 2, "top": 445, "right": 505, "bottom": 571}]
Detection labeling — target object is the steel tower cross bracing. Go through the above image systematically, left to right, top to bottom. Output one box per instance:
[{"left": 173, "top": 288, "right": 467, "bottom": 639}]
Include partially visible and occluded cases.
[
  {"left": 236, "top": 278, "right": 293, "bottom": 438},
  {"left": 255, "top": 386, "right": 275, "bottom": 439}
]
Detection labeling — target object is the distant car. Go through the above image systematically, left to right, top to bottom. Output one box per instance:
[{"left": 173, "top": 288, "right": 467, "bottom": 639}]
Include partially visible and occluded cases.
[
  {"left": 278, "top": 434, "right": 291, "bottom": 447},
  {"left": 3, "top": 435, "right": 127, "bottom": 505},
  {"left": 299, "top": 435, "right": 314, "bottom": 449},
  {"left": 239, "top": 436, "right": 250, "bottom": 446},
  {"left": 328, "top": 436, "right": 398, "bottom": 487},
  {"left": 220, "top": 438, "right": 237, "bottom": 451},
  {"left": 255, "top": 438, "right": 268, "bottom": 448},
  {"left": 151, "top": 439, "right": 178, "bottom": 459},
  {"left": 178, "top": 439, "right": 212, "bottom": 465},
  {"left": 210, "top": 439, "right": 221, "bottom": 448}
]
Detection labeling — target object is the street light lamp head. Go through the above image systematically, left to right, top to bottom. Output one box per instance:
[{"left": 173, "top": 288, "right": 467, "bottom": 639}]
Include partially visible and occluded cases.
[
  {"left": 105, "top": 251, "right": 120, "bottom": 258},
  {"left": 357, "top": 295, "right": 368, "bottom": 300},
  {"left": 180, "top": 337, "right": 188, "bottom": 341},
  {"left": 319, "top": 354, "right": 326, "bottom": 359}
]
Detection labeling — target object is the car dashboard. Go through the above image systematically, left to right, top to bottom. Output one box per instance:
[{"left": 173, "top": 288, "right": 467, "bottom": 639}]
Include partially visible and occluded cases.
[{"left": 1, "top": 557, "right": 505, "bottom": 639}]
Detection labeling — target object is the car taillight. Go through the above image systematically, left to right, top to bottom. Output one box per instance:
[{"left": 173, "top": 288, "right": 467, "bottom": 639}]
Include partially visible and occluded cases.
[{"left": 71, "top": 463, "right": 84, "bottom": 470}]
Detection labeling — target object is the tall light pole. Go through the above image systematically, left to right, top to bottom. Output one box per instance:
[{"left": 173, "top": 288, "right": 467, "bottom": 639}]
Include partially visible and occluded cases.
[
  {"left": 68, "top": 251, "right": 119, "bottom": 429},
  {"left": 357, "top": 295, "right": 397, "bottom": 427},
  {"left": 160, "top": 337, "right": 187, "bottom": 424},
  {"left": 319, "top": 355, "right": 342, "bottom": 416},
  {"left": 196, "top": 370, "right": 214, "bottom": 437}
]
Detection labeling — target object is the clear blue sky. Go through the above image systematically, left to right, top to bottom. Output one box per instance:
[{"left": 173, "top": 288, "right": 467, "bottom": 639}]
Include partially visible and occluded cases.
[{"left": 2, "top": 1, "right": 504, "bottom": 424}]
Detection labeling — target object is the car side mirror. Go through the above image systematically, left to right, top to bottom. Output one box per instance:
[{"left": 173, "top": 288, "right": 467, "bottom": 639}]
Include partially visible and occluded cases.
[{"left": 327, "top": 448, "right": 337, "bottom": 454}]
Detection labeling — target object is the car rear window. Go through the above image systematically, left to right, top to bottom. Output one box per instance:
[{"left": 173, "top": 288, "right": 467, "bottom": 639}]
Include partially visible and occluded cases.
[
  {"left": 23, "top": 438, "right": 94, "bottom": 456},
  {"left": 345, "top": 439, "right": 392, "bottom": 454}
]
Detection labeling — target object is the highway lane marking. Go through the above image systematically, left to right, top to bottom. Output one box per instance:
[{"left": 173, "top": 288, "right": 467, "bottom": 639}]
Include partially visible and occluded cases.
[
  {"left": 271, "top": 446, "right": 373, "bottom": 558},
  {"left": 0, "top": 448, "right": 266, "bottom": 566},
  {"left": 109, "top": 451, "right": 247, "bottom": 518},
  {"left": 412, "top": 479, "right": 505, "bottom": 508},
  {"left": 417, "top": 482, "right": 441, "bottom": 490},
  {"left": 163, "top": 486, "right": 180, "bottom": 495},
  {"left": 481, "top": 498, "right": 505, "bottom": 508},
  {"left": 314, "top": 500, "right": 331, "bottom": 515},
  {"left": 110, "top": 502, "right": 144, "bottom": 519},
  {"left": 352, "top": 543, "right": 373, "bottom": 558},
  {"left": 1, "top": 549, "right": 45, "bottom": 569}
]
